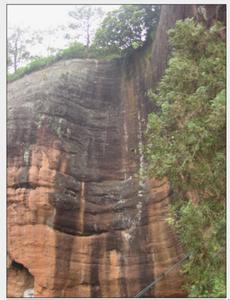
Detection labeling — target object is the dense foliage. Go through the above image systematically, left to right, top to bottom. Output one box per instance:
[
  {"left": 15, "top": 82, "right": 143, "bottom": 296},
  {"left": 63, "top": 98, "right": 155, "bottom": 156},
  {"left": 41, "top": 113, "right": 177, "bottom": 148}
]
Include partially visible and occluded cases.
[
  {"left": 94, "top": 5, "right": 160, "bottom": 53},
  {"left": 146, "top": 19, "right": 226, "bottom": 297}
]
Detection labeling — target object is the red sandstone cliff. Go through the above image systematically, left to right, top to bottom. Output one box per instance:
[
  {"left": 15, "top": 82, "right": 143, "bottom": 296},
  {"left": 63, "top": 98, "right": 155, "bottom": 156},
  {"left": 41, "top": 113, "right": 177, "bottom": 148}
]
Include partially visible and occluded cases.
[{"left": 7, "top": 4, "right": 225, "bottom": 297}]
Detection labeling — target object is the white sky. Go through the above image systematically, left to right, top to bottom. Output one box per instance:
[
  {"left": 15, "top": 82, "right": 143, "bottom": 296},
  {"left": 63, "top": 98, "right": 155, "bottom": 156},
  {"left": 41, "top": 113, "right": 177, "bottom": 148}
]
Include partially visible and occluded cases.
[{"left": 8, "top": 5, "right": 120, "bottom": 30}]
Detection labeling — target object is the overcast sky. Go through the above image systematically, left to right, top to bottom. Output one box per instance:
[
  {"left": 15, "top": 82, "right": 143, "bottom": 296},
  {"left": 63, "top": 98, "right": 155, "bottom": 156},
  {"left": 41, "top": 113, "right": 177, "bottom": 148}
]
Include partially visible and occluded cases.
[{"left": 8, "top": 5, "right": 120, "bottom": 29}]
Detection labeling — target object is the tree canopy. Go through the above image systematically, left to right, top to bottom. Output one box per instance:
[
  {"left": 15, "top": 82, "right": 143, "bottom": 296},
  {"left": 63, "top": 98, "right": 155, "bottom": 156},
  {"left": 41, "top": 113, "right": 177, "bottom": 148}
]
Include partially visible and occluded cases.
[
  {"left": 8, "top": 5, "right": 162, "bottom": 79},
  {"left": 94, "top": 5, "right": 160, "bottom": 52}
]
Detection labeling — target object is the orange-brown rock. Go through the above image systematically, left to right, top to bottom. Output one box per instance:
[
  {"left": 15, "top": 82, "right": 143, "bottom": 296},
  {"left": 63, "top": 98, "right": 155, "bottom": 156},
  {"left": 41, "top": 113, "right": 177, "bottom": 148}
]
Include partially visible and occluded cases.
[{"left": 7, "top": 4, "right": 225, "bottom": 298}]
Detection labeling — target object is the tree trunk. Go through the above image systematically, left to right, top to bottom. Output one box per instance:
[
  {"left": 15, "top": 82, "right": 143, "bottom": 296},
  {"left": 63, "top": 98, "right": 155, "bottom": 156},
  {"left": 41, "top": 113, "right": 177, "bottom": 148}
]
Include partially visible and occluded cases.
[
  {"left": 86, "top": 22, "right": 90, "bottom": 50},
  {"left": 14, "top": 39, "right": 18, "bottom": 73},
  {"left": 13, "top": 54, "right": 17, "bottom": 73}
]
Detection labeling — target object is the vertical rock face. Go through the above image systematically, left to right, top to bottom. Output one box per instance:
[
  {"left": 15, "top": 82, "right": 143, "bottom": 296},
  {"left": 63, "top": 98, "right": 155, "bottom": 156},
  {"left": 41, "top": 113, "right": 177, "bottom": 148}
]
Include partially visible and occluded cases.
[
  {"left": 8, "top": 4, "right": 224, "bottom": 298},
  {"left": 7, "top": 58, "right": 184, "bottom": 298}
]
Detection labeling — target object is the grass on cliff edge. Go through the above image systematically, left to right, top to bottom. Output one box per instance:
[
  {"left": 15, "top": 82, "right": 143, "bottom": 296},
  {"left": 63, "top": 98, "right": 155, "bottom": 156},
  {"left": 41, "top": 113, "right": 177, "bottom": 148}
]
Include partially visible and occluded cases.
[
  {"left": 7, "top": 37, "right": 154, "bottom": 83},
  {"left": 7, "top": 42, "right": 122, "bottom": 82}
]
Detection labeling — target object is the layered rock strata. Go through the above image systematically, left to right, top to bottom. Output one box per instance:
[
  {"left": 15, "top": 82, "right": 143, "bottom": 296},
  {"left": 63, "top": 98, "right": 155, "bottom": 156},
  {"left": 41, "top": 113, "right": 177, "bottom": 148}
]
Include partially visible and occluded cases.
[{"left": 8, "top": 4, "right": 224, "bottom": 298}]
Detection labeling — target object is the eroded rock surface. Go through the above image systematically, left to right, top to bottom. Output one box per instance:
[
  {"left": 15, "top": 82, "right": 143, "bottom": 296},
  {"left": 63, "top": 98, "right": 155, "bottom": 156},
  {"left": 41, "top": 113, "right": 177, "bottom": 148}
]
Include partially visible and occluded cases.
[
  {"left": 8, "top": 4, "right": 224, "bottom": 297},
  {"left": 7, "top": 58, "right": 186, "bottom": 297}
]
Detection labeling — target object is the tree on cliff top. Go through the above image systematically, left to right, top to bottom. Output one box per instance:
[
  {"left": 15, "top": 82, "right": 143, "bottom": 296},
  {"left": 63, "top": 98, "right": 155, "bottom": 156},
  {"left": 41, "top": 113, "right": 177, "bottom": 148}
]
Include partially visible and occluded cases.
[
  {"left": 67, "top": 5, "right": 104, "bottom": 49},
  {"left": 93, "top": 5, "right": 160, "bottom": 52},
  {"left": 146, "top": 18, "right": 226, "bottom": 297},
  {"left": 7, "top": 26, "right": 43, "bottom": 72},
  {"left": 8, "top": 27, "right": 31, "bottom": 72}
]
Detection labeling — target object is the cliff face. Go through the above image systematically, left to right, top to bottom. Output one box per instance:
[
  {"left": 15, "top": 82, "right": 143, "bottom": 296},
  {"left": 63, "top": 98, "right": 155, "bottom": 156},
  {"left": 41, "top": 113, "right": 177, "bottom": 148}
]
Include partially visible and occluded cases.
[{"left": 7, "top": 4, "right": 223, "bottom": 298}]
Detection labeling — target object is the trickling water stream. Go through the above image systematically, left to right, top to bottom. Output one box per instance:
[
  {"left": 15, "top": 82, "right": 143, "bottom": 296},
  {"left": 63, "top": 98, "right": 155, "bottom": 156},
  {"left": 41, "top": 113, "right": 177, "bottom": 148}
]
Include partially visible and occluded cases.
[{"left": 137, "top": 110, "right": 144, "bottom": 182}]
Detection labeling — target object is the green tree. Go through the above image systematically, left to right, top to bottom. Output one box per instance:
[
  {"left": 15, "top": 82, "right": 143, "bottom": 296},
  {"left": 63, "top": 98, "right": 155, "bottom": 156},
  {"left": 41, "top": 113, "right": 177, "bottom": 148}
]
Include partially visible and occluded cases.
[
  {"left": 67, "top": 5, "right": 104, "bottom": 49},
  {"left": 93, "top": 5, "right": 160, "bottom": 52},
  {"left": 146, "top": 19, "right": 226, "bottom": 297},
  {"left": 8, "top": 27, "right": 43, "bottom": 72}
]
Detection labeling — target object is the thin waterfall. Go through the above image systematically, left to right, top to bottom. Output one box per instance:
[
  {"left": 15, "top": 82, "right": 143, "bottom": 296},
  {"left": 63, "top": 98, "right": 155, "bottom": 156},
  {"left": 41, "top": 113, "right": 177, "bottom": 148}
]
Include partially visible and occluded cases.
[
  {"left": 122, "top": 107, "right": 129, "bottom": 180},
  {"left": 137, "top": 110, "right": 144, "bottom": 196},
  {"left": 79, "top": 181, "right": 85, "bottom": 233}
]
